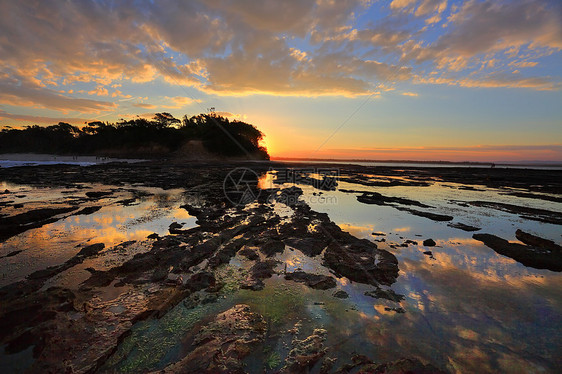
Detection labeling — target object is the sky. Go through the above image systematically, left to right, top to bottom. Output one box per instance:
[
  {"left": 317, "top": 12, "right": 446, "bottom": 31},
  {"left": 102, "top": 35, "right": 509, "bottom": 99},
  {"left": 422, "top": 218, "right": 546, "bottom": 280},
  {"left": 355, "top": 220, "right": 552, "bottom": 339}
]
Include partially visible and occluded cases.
[{"left": 0, "top": 0, "right": 561, "bottom": 162}]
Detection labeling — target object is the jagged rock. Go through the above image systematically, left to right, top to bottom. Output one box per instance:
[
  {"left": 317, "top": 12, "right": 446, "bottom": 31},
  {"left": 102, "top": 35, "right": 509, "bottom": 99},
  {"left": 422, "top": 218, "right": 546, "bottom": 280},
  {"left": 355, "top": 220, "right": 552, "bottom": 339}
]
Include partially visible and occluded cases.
[
  {"left": 515, "top": 229, "right": 562, "bottom": 252},
  {"left": 473, "top": 233, "right": 562, "bottom": 271},
  {"left": 260, "top": 239, "right": 285, "bottom": 257},
  {"left": 323, "top": 240, "right": 399, "bottom": 287},
  {"left": 239, "top": 246, "right": 259, "bottom": 260},
  {"left": 284, "top": 271, "right": 337, "bottom": 290},
  {"left": 364, "top": 287, "right": 404, "bottom": 302},
  {"left": 154, "top": 304, "right": 266, "bottom": 373},
  {"left": 281, "top": 328, "right": 327, "bottom": 373}
]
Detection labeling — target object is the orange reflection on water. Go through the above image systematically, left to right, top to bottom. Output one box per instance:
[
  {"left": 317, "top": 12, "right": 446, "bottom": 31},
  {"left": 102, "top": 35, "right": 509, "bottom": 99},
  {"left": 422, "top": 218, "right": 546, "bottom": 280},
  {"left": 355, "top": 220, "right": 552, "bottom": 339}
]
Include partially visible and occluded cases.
[
  {"left": 339, "top": 223, "right": 375, "bottom": 238},
  {"left": 393, "top": 226, "right": 411, "bottom": 232}
]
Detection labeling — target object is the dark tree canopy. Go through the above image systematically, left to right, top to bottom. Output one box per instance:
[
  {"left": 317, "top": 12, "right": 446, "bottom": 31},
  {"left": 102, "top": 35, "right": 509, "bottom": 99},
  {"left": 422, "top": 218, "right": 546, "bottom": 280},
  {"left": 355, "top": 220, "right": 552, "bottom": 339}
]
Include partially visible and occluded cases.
[{"left": 0, "top": 113, "right": 269, "bottom": 160}]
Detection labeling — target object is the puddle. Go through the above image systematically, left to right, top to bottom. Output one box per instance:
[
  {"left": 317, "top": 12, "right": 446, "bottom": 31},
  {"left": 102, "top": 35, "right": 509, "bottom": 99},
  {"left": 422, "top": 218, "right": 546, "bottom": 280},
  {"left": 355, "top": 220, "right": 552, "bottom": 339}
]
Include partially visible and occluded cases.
[{"left": 0, "top": 184, "right": 197, "bottom": 286}]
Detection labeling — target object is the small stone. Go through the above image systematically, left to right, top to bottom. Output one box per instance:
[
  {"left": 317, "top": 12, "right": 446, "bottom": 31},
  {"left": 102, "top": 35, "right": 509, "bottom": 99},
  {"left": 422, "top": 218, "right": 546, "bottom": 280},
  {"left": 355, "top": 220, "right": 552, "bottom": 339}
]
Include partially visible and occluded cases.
[
  {"left": 423, "top": 238, "right": 436, "bottom": 246},
  {"left": 332, "top": 290, "right": 349, "bottom": 299}
]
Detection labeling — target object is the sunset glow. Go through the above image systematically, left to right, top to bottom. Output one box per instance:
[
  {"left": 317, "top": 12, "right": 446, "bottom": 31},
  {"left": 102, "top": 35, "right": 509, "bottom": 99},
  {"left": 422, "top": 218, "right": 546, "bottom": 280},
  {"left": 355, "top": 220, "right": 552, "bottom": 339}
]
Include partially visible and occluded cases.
[{"left": 0, "top": 0, "right": 561, "bottom": 162}]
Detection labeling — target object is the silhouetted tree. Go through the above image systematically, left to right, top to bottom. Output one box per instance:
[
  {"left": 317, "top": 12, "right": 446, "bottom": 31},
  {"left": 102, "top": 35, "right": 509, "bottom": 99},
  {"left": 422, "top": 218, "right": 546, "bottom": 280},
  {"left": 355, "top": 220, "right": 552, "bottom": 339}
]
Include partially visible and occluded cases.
[{"left": 0, "top": 113, "right": 269, "bottom": 160}]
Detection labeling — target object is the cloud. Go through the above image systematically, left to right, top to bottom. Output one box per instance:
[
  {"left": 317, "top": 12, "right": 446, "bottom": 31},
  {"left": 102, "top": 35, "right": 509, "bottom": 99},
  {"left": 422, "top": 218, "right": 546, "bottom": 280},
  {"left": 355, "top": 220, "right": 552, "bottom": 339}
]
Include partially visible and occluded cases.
[
  {"left": 0, "top": 0, "right": 560, "bottom": 121},
  {"left": 390, "top": 0, "right": 417, "bottom": 11},
  {"left": 409, "top": 0, "right": 562, "bottom": 67},
  {"left": 509, "top": 61, "right": 539, "bottom": 68},
  {"left": 0, "top": 72, "right": 116, "bottom": 113},
  {"left": 415, "top": 72, "right": 561, "bottom": 91},
  {"left": 88, "top": 87, "right": 109, "bottom": 96},
  {"left": 402, "top": 92, "right": 419, "bottom": 96},
  {"left": 162, "top": 96, "right": 202, "bottom": 108},
  {"left": 132, "top": 103, "right": 157, "bottom": 110},
  {"left": 0, "top": 110, "right": 90, "bottom": 125},
  {"left": 211, "top": 111, "right": 247, "bottom": 121}
]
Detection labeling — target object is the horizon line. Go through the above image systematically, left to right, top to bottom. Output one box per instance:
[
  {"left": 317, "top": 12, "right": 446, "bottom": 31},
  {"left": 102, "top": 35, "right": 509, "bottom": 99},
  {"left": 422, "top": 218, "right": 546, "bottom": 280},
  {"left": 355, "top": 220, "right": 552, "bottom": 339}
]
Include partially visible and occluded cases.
[{"left": 271, "top": 156, "right": 562, "bottom": 167}]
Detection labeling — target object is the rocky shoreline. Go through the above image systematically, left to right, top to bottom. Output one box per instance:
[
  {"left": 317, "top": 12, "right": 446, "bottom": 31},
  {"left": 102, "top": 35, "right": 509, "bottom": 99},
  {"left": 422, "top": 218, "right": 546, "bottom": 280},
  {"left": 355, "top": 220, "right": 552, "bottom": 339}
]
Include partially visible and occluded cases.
[{"left": 1, "top": 161, "right": 561, "bottom": 373}]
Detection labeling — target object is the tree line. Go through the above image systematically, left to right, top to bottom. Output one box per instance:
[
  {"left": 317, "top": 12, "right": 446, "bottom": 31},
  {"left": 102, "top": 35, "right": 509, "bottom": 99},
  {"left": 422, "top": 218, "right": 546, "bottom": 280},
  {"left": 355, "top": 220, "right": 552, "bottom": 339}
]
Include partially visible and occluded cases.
[{"left": 0, "top": 113, "right": 269, "bottom": 159}]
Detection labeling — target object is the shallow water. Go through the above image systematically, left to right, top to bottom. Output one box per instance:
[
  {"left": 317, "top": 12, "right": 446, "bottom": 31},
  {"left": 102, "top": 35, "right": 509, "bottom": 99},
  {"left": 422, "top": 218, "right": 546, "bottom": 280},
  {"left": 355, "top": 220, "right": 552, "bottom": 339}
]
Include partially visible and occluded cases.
[
  {"left": 1, "top": 168, "right": 561, "bottom": 373},
  {"left": 270, "top": 171, "right": 562, "bottom": 372},
  {"left": 0, "top": 183, "right": 196, "bottom": 286}
]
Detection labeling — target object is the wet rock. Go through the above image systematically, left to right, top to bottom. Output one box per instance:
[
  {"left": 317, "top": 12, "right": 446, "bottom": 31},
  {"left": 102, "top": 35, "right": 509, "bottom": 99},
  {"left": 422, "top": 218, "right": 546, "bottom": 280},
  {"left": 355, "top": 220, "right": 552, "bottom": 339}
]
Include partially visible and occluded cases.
[
  {"left": 277, "top": 186, "right": 304, "bottom": 206},
  {"left": 85, "top": 191, "right": 113, "bottom": 199},
  {"left": 357, "top": 191, "right": 431, "bottom": 208},
  {"left": 500, "top": 191, "right": 562, "bottom": 203},
  {"left": 116, "top": 197, "right": 137, "bottom": 206},
  {"left": 469, "top": 201, "right": 562, "bottom": 225},
  {"left": 0, "top": 206, "right": 78, "bottom": 242},
  {"left": 72, "top": 206, "right": 102, "bottom": 215},
  {"left": 399, "top": 208, "right": 453, "bottom": 221},
  {"left": 168, "top": 221, "right": 184, "bottom": 234},
  {"left": 447, "top": 222, "right": 481, "bottom": 232},
  {"left": 515, "top": 229, "right": 562, "bottom": 252},
  {"left": 147, "top": 232, "right": 159, "bottom": 239},
  {"left": 372, "top": 232, "right": 386, "bottom": 236},
  {"left": 473, "top": 233, "right": 562, "bottom": 272},
  {"left": 208, "top": 236, "right": 247, "bottom": 269},
  {"left": 284, "top": 237, "right": 326, "bottom": 257},
  {"left": 423, "top": 238, "right": 436, "bottom": 246},
  {"left": 260, "top": 239, "right": 285, "bottom": 257},
  {"left": 403, "top": 239, "right": 418, "bottom": 245},
  {"left": 323, "top": 240, "right": 399, "bottom": 287},
  {"left": 25, "top": 243, "right": 105, "bottom": 284},
  {"left": 76, "top": 243, "right": 105, "bottom": 257},
  {"left": 239, "top": 246, "right": 259, "bottom": 260},
  {"left": 1, "top": 250, "right": 22, "bottom": 258},
  {"left": 241, "top": 259, "right": 279, "bottom": 291},
  {"left": 249, "top": 259, "right": 279, "bottom": 279},
  {"left": 151, "top": 266, "right": 169, "bottom": 281},
  {"left": 187, "top": 271, "right": 216, "bottom": 291},
  {"left": 284, "top": 271, "right": 337, "bottom": 290},
  {"left": 240, "top": 277, "right": 265, "bottom": 291},
  {"left": 147, "top": 285, "right": 192, "bottom": 318},
  {"left": 0, "top": 287, "right": 76, "bottom": 358},
  {"left": 364, "top": 287, "right": 404, "bottom": 302},
  {"left": 332, "top": 290, "right": 349, "bottom": 298},
  {"left": 200, "top": 293, "right": 218, "bottom": 305},
  {"left": 183, "top": 294, "right": 200, "bottom": 309},
  {"left": 155, "top": 304, "right": 266, "bottom": 373},
  {"left": 384, "top": 306, "right": 406, "bottom": 313},
  {"left": 281, "top": 328, "right": 327, "bottom": 373},
  {"left": 332, "top": 355, "right": 448, "bottom": 373},
  {"left": 320, "top": 357, "right": 338, "bottom": 374},
  {"left": 372, "top": 357, "right": 448, "bottom": 374}
]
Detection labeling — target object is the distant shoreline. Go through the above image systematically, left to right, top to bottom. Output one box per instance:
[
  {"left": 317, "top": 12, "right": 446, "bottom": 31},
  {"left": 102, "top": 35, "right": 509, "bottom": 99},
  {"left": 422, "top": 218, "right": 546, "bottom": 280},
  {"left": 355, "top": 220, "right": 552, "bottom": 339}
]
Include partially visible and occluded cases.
[
  {"left": 2, "top": 153, "right": 561, "bottom": 170},
  {"left": 272, "top": 156, "right": 562, "bottom": 168}
]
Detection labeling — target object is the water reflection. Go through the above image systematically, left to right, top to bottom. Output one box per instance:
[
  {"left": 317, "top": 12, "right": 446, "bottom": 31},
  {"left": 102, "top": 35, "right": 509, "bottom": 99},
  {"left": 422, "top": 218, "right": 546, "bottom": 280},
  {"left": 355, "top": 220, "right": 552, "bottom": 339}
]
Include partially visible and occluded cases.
[
  {"left": 256, "top": 169, "right": 562, "bottom": 373},
  {"left": 0, "top": 185, "right": 196, "bottom": 286}
]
